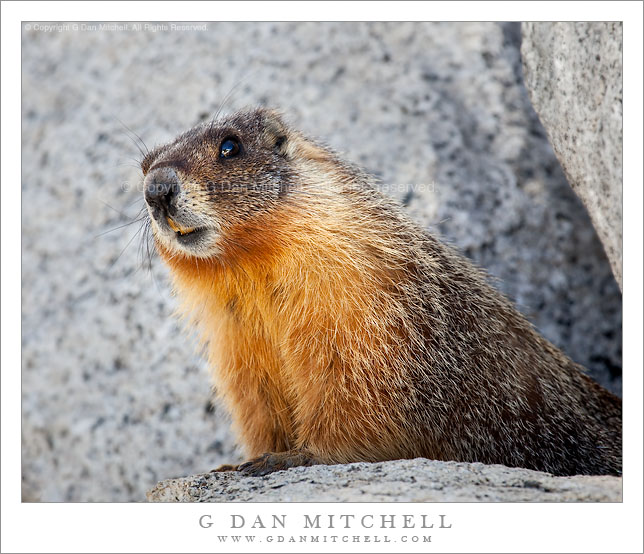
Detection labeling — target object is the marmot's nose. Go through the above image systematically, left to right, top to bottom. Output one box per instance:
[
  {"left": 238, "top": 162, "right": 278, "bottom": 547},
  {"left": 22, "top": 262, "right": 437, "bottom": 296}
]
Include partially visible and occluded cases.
[{"left": 144, "top": 166, "right": 180, "bottom": 214}]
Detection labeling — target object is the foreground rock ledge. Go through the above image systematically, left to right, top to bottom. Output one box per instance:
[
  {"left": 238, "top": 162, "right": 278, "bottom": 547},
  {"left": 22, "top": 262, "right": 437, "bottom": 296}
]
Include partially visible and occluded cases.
[{"left": 146, "top": 458, "right": 621, "bottom": 502}]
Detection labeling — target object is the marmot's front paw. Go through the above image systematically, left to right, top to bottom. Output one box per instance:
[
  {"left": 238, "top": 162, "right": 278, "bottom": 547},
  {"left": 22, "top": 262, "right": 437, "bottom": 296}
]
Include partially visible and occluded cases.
[
  {"left": 238, "top": 450, "right": 322, "bottom": 477},
  {"left": 211, "top": 463, "right": 239, "bottom": 472}
]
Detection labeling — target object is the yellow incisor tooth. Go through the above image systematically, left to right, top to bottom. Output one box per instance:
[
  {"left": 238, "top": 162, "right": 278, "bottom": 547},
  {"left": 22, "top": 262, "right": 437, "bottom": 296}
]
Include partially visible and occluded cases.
[
  {"left": 166, "top": 216, "right": 195, "bottom": 235},
  {"left": 166, "top": 216, "right": 180, "bottom": 232}
]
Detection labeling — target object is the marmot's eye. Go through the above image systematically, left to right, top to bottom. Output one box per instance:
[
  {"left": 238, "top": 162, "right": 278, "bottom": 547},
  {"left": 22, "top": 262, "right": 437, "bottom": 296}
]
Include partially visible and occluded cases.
[{"left": 219, "top": 138, "right": 240, "bottom": 158}]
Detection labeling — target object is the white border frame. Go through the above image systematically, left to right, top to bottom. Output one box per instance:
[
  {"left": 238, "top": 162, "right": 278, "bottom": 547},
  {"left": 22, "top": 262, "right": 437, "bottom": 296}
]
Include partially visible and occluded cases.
[{"left": 3, "top": 2, "right": 642, "bottom": 553}]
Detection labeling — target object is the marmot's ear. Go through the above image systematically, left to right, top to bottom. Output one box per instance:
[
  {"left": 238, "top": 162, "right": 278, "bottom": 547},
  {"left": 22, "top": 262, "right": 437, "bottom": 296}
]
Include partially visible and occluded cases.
[{"left": 260, "top": 109, "right": 290, "bottom": 156}]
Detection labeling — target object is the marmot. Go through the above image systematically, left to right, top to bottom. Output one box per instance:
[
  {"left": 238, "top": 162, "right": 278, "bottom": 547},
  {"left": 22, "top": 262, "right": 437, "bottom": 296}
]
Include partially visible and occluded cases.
[{"left": 141, "top": 108, "right": 621, "bottom": 477}]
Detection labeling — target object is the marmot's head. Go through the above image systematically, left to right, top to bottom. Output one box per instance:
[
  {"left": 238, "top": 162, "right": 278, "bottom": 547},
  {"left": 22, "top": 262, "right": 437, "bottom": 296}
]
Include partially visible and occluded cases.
[{"left": 142, "top": 108, "right": 309, "bottom": 259}]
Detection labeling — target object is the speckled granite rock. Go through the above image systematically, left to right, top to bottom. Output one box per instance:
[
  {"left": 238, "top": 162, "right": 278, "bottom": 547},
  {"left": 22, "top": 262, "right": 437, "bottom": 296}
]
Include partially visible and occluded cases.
[
  {"left": 21, "top": 22, "right": 621, "bottom": 502},
  {"left": 521, "top": 22, "right": 623, "bottom": 289},
  {"left": 146, "top": 458, "right": 622, "bottom": 502}
]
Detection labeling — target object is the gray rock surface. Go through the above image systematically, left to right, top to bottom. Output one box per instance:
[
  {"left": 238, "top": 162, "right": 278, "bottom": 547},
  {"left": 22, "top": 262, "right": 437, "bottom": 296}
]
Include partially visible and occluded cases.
[
  {"left": 22, "top": 22, "right": 621, "bottom": 502},
  {"left": 521, "top": 22, "right": 623, "bottom": 289},
  {"left": 147, "top": 458, "right": 622, "bottom": 502}
]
